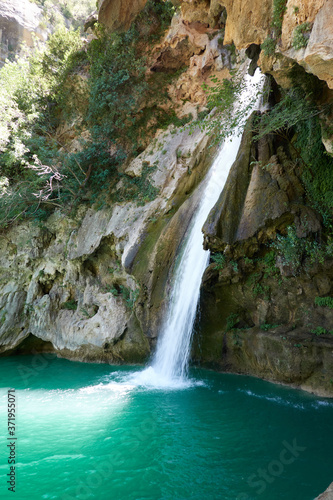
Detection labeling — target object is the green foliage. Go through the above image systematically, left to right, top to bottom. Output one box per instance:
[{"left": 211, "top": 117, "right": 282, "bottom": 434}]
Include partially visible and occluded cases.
[
  {"left": 0, "top": 0, "right": 176, "bottom": 230},
  {"left": 31, "top": 0, "right": 96, "bottom": 31},
  {"left": 258, "top": 0, "right": 286, "bottom": 58},
  {"left": 272, "top": 0, "right": 287, "bottom": 33},
  {"left": 292, "top": 23, "right": 312, "bottom": 50},
  {"left": 87, "top": 25, "right": 147, "bottom": 149},
  {"left": 0, "top": 28, "right": 88, "bottom": 227},
  {"left": 261, "top": 37, "right": 276, "bottom": 56},
  {"left": 200, "top": 72, "right": 262, "bottom": 144},
  {"left": 254, "top": 77, "right": 333, "bottom": 226},
  {"left": 254, "top": 87, "right": 318, "bottom": 140},
  {"left": 293, "top": 114, "right": 333, "bottom": 224},
  {"left": 113, "top": 166, "right": 160, "bottom": 206},
  {"left": 271, "top": 225, "right": 333, "bottom": 274},
  {"left": 271, "top": 225, "right": 303, "bottom": 272},
  {"left": 261, "top": 251, "right": 279, "bottom": 278},
  {"left": 211, "top": 252, "right": 226, "bottom": 270},
  {"left": 230, "top": 260, "right": 238, "bottom": 272},
  {"left": 246, "top": 271, "right": 270, "bottom": 299},
  {"left": 247, "top": 272, "right": 261, "bottom": 287},
  {"left": 253, "top": 283, "right": 270, "bottom": 298},
  {"left": 109, "top": 285, "right": 139, "bottom": 309},
  {"left": 315, "top": 297, "right": 333, "bottom": 309},
  {"left": 62, "top": 299, "right": 78, "bottom": 310},
  {"left": 0, "top": 312, "right": 7, "bottom": 326},
  {"left": 226, "top": 313, "right": 239, "bottom": 332},
  {"left": 260, "top": 323, "right": 280, "bottom": 331},
  {"left": 311, "top": 327, "right": 333, "bottom": 336}
]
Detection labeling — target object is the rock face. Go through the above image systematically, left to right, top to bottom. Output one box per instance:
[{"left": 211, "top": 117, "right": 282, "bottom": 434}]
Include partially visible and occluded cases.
[
  {"left": 0, "top": 0, "right": 47, "bottom": 65},
  {"left": 97, "top": 0, "right": 333, "bottom": 89},
  {"left": 98, "top": 0, "right": 148, "bottom": 31},
  {"left": 176, "top": 0, "right": 333, "bottom": 90},
  {"left": 222, "top": 0, "right": 272, "bottom": 48},
  {"left": 280, "top": 0, "right": 333, "bottom": 89},
  {"left": 0, "top": 4, "right": 232, "bottom": 363},
  {"left": 151, "top": 12, "right": 232, "bottom": 116},
  {"left": 203, "top": 115, "right": 320, "bottom": 256},
  {"left": 195, "top": 117, "right": 333, "bottom": 397},
  {"left": 0, "top": 120, "right": 213, "bottom": 363},
  {"left": 194, "top": 326, "right": 333, "bottom": 397}
]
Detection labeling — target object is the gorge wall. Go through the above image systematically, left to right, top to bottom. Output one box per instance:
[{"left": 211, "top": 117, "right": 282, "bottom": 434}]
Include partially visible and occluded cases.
[
  {"left": 0, "top": 0, "right": 333, "bottom": 400},
  {"left": 0, "top": 0, "right": 47, "bottom": 65}
]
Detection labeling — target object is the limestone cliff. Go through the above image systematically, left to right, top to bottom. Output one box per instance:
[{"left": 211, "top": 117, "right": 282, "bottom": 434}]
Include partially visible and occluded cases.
[
  {"left": 0, "top": 0, "right": 47, "bottom": 65},
  {"left": 0, "top": 0, "right": 235, "bottom": 363},
  {"left": 97, "top": 0, "right": 333, "bottom": 91},
  {"left": 195, "top": 117, "right": 333, "bottom": 397},
  {"left": 0, "top": 122, "right": 213, "bottom": 362}
]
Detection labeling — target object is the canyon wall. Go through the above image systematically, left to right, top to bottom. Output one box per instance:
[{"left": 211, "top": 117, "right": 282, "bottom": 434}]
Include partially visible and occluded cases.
[{"left": 0, "top": 0, "right": 47, "bottom": 65}]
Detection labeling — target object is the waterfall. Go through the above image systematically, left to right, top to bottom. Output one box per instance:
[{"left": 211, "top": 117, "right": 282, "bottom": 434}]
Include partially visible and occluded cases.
[{"left": 131, "top": 68, "right": 264, "bottom": 388}]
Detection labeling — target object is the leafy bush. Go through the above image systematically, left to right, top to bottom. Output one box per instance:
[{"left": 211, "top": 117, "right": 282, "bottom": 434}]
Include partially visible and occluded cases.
[
  {"left": 0, "top": 0, "right": 176, "bottom": 230},
  {"left": 31, "top": 0, "right": 96, "bottom": 31},
  {"left": 272, "top": 0, "right": 287, "bottom": 33},
  {"left": 292, "top": 23, "right": 312, "bottom": 50},
  {"left": 0, "top": 28, "right": 88, "bottom": 226},
  {"left": 261, "top": 37, "right": 276, "bottom": 56},
  {"left": 200, "top": 71, "right": 262, "bottom": 144},
  {"left": 253, "top": 81, "right": 333, "bottom": 226},
  {"left": 254, "top": 87, "right": 318, "bottom": 140},
  {"left": 294, "top": 114, "right": 333, "bottom": 225},
  {"left": 271, "top": 225, "right": 333, "bottom": 274},
  {"left": 271, "top": 225, "right": 304, "bottom": 273},
  {"left": 211, "top": 253, "right": 226, "bottom": 270},
  {"left": 109, "top": 284, "right": 139, "bottom": 309},
  {"left": 315, "top": 297, "right": 333, "bottom": 309},
  {"left": 62, "top": 300, "right": 78, "bottom": 310},
  {"left": 226, "top": 313, "right": 239, "bottom": 331},
  {"left": 260, "top": 323, "right": 280, "bottom": 331},
  {"left": 311, "top": 327, "right": 333, "bottom": 336}
]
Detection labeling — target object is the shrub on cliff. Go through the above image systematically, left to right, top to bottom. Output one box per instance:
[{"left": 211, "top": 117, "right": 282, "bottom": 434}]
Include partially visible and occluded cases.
[{"left": 0, "top": 0, "right": 176, "bottom": 229}]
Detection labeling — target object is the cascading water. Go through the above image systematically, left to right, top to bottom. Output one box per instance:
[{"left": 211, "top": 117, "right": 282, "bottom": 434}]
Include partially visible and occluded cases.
[{"left": 131, "top": 68, "right": 264, "bottom": 388}]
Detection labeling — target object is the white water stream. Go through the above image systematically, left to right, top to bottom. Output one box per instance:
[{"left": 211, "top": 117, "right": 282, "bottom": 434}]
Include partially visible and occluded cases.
[{"left": 131, "top": 68, "right": 264, "bottom": 388}]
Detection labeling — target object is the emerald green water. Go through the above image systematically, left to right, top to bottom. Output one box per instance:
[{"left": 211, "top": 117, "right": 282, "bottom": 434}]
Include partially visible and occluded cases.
[{"left": 0, "top": 356, "right": 332, "bottom": 500}]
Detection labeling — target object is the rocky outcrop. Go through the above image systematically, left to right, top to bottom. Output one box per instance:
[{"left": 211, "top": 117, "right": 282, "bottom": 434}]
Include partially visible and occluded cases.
[
  {"left": 0, "top": 0, "right": 47, "bottom": 65},
  {"left": 96, "top": 0, "right": 333, "bottom": 89},
  {"left": 98, "top": 0, "right": 148, "bottom": 31},
  {"left": 174, "top": 0, "right": 333, "bottom": 91},
  {"left": 258, "top": 0, "right": 333, "bottom": 90},
  {"left": 280, "top": 0, "right": 333, "bottom": 89},
  {"left": 0, "top": 3, "right": 236, "bottom": 362},
  {"left": 150, "top": 12, "right": 232, "bottom": 117},
  {"left": 202, "top": 115, "right": 320, "bottom": 256},
  {"left": 196, "top": 116, "right": 333, "bottom": 397},
  {"left": 0, "top": 120, "right": 213, "bottom": 362},
  {"left": 195, "top": 253, "right": 333, "bottom": 395},
  {"left": 194, "top": 326, "right": 333, "bottom": 397}
]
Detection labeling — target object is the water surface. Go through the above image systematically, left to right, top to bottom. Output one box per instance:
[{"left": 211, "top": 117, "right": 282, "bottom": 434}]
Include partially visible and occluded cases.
[{"left": 0, "top": 356, "right": 332, "bottom": 500}]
